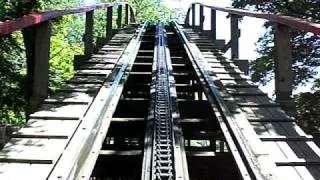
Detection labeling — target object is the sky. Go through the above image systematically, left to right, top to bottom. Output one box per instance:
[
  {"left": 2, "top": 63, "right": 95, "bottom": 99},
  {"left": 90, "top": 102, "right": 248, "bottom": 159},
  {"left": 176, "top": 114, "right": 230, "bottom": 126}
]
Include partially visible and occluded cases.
[{"left": 162, "top": 0, "right": 314, "bottom": 97}]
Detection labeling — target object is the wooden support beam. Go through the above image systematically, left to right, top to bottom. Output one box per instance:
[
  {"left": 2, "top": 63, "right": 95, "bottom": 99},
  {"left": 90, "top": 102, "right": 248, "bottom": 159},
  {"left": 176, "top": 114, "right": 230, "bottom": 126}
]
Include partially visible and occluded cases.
[
  {"left": 125, "top": 4, "right": 129, "bottom": 25},
  {"left": 192, "top": 4, "right": 196, "bottom": 29},
  {"left": 117, "top": 5, "right": 122, "bottom": 29},
  {"left": 199, "top": 5, "right": 204, "bottom": 30},
  {"left": 106, "top": 6, "right": 113, "bottom": 41},
  {"left": 129, "top": 7, "right": 135, "bottom": 23},
  {"left": 185, "top": 9, "right": 190, "bottom": 26},
  {"left": 211, "top": 9, "right": 217, "bottom": 41},
  {"left": 84, "top": 10, "right": 94, "bottom": 57},
  {"left": 230, "top": 14, "right": 240, "bottom": 59},
  {"left": 22, "top": 21, "right": 51, "bottom": 115},
  {"left": 274, "top": 23, "right": 296, "bottom": 117},
  {"left": 233, "top": 59, "right": 249, "bottom": 75}
]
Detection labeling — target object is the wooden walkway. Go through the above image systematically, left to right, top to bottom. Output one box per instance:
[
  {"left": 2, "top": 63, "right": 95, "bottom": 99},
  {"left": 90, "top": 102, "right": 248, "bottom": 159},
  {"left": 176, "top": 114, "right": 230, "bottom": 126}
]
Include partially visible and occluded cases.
[
  {"left": 0, "top": 26, "right": 137, "bottom": 180},
  {"left": 183, "top": 27, "right": 320, "bottom": 179}
]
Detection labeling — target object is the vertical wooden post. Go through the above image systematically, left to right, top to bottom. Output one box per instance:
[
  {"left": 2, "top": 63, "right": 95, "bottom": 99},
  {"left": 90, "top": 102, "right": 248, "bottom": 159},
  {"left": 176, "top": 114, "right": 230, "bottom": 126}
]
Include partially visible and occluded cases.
[
  {"left": 125, "top": 4, "right": 129, "bottom": 25},
  {"left": 192, "top": 4, "right": 196, "bottom": 29},
  {"left": 117, "top": 5, "right": 122, "bottom": 29},
  {"left": 199, "top": 5, "right": 204, "bottom": 30},
  {"left": 106, "top": 6, "right": 113, "bottom": 41},
  {"left": 130, "top": 7, "right": 135, "bottom": 23},
  {"left": 185, "top": 9, "right": 190, "bottom": 26},
  {"left": 211, "top": 9, "right": 216, "bottom": 41},
  {"left": 84, "top": 10, "right": 94, "bottom": 57},
  {"left": 230, "top": 14, "right": 240, "bottom": 59},
  {"left": 22, "top": 21, "right": 51, "bottom": 115},
  {"left": 274, "top": 23, "right": 296, "bottom": 116}
]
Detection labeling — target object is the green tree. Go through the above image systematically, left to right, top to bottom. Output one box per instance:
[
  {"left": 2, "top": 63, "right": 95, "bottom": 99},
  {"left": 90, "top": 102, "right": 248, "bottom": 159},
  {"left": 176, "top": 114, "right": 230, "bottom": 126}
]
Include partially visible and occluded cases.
[
  {"left": 0, "top": 0, "right": 178, "bottom": 126},
  {"left": 0, "top": 0, "right": 84, "bottom": 124},
  {"left": 232, "top": 0, "right": 320, "bottom": 137},
  {"left": 232, "top": 0, "right": 320, "bottom": 87}
]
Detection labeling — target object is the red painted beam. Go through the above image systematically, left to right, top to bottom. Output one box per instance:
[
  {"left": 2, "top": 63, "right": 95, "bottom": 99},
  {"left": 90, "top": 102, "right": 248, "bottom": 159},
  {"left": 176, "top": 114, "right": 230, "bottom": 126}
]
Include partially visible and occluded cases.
[
  {"left": 0, "top": 2, "right": 128, "bottom": 36},
  {"left": 191, "top": 3, "right": 320, "bottom": 35}
]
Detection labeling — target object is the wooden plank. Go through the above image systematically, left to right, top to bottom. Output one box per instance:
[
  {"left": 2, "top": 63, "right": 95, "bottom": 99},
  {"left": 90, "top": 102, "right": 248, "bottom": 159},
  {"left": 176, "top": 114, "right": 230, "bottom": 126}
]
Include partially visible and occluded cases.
[
  {"left": 86, "top": 58, "right": 119, "bottom": 64},
  {"left": 78, "top": 63, "right": 115, "bottom": 70},
  {"left": 208, "top": 67, "right": 243, "bottom": 74},
  {"left": 75, "top": 69, "right": 112, "bottom": 76},
  {"left": 213, "top": 73, "right": 250, "bottom": 80},
  {"left": 66, "top": 75, "right": 105, "bottom": 84},
  {"left": 60, "top": 83, "right": 102, "bottom": 93},
  {"left": 226, "top": 87, "right": 265, "bottom": 95},
  {"left": 44, "top": 92, "right": 94, "bottom": 104},
  {"left": 228, "top": 96, "right": 275, "bottom": 105},
  {"left": 237, "top": 103, "right": 280, "bottom": 108},
  {"left": 30, "top": 104, "right": 88, "bottom": 120},
  {"left": 241, "top": 107, "right": 290, "bottom": 120},
  {"left": 112, "top": 118, "right": 145, "bottom": 122},
  {"left": 180, "top": 118, "right": 209, "bottom": 123},
  {"left": 248, "top": 118, "right": 295, "bottom": 122},
  {"left": 12, "top": 120, "right": 80, "bottom": 139},
  {"left": 259, "top": 135, "right": 313, "bottom": 141},
  {"left": 0, "top": 138, "right": 67, "bottom": 163},
  {"left": 99, "top": 150, "right": 142, "bottom": 156},
  {"left": 187, "top": 151, "right": 216, "bottom": 157},
  {"left": 276, "top": 159, "right": 320, "bottom": 166},
  {"left": 0, "top": 163, "right": 54, "bottom": 180},
  {"left": 274, "top": 166, "right": 304, "bottom": 180}
]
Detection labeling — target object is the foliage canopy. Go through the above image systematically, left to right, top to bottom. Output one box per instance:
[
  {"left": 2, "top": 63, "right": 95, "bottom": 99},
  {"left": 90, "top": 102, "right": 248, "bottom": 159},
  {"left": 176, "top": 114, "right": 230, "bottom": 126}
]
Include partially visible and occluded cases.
[
  {"left": 0, "top": 0, "right": 177, "bottom": 125},
  {"left": 232, "top": 0, "right": 320, "bottom": 136}
]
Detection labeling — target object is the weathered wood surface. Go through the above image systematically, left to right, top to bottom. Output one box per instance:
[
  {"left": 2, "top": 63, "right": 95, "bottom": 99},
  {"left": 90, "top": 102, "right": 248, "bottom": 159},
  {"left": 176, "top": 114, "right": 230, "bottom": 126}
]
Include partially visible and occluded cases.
[
  {"left": 0, "top": 27, "right": 136, "bottom": 180},
  {"left": 185, "top": 28, "right": 320, "bottom": 179}
]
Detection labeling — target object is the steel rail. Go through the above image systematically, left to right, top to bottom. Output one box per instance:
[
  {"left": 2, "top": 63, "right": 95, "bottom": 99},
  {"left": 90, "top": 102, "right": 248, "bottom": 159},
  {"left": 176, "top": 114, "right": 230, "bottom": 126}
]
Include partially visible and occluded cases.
[
  {"left": 0, "top": 2, "right": 134, "bottom": 36},
  {"left": 186, "top": 3, "right": 320, "bottom": 35},
  {"left": 173, "top": 21, "right": 278, "bottom": 180},
  {"left": 47, "top": 22, "right": 147, "bottom": 180},
  {"left": 141, "top": 24, "right": 188, "bottom": 180}
]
